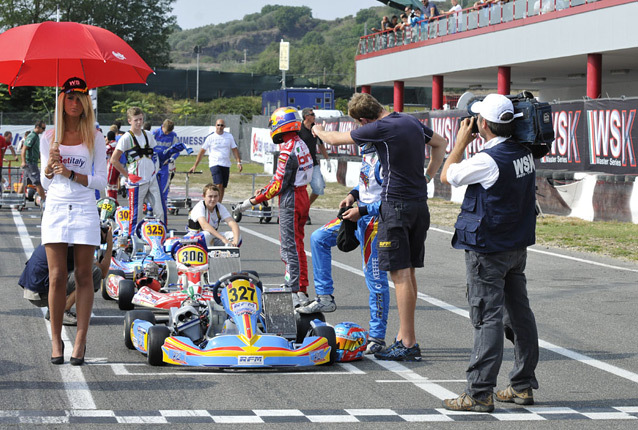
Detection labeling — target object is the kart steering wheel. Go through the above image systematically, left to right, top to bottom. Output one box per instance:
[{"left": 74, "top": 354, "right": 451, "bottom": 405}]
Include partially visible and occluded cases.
[{"left": 212, "top": 271, "right": 263, "bottom": 305}]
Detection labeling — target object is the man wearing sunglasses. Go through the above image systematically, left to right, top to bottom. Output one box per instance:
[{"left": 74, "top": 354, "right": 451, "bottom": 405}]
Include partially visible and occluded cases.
[{"left": 189, "top": 119, "right": 242, "bottom": 203}]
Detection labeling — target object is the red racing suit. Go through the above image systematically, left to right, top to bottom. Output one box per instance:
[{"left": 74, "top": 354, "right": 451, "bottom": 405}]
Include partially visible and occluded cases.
[{"left": 254, "top": 133, "right": 313, "bottom": 293}]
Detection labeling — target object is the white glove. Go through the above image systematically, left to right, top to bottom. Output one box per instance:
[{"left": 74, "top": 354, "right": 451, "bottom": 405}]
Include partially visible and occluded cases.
[{"left": 238, "top": 198, "right": 253, "bottom": 213}]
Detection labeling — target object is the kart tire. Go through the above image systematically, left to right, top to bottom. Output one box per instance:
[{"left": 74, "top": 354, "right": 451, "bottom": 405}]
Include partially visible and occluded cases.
[
  {"left": 26, "top": 187, "right": 36, "bottom": 201},
  {"left": 232, "top": 208, "right": 242, "bottom": 223},
  {"left": 263, "top": 216, "right": 272, "bottom": 224},
  {"left": 102, "top": 269, "right": 125, "bottom": 301},
  {"left": 118, "top": 279, "right": 136, "bottom": 311},
  {"left": 124, "top": 310, "right": 156, "bottom": 350},
  {"left": 295, "top": 312, "right": 325, "bottom": 343},
  {"left": 147, "top": 325, "right": 170, "bottom": 366},
  {"left": 311, "top": 325, "right": 337, "bottom": 365}
]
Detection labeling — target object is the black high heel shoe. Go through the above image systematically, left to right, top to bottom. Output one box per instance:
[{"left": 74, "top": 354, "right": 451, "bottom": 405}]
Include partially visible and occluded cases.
[
  {"left": 51, "top": 342, "right": 64, "bottom": 365},
  {"left": 70, "top": 345, "right": 86, "bottom": 366}
]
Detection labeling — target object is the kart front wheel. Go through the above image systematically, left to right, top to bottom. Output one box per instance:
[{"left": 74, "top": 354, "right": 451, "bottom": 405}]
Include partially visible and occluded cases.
[
  {"left": 102, "top": 270, "right": 125, "bottom": 301},
  {"left": 118, "top": 279, "right": 136, "bottom": 311},
  {"left": 124, "top": 310, "right": 156, "bottom": 350},
  {"left": 295, "top": 312, "right": 325, "bottom": 343},
  {"left": 147, "top": 325, "right": 170, "bottom": 366},
  {"left": 311, "top": 325, "right": 337, "bottom": 365}
]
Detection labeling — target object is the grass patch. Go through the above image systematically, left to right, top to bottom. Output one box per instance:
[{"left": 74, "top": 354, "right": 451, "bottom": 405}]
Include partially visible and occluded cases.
[{"left": 172, "top": 157, "right": 638, "bottom": 262}]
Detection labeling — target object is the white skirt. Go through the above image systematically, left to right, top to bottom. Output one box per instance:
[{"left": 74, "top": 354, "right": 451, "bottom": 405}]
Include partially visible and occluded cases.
[{"left": 41, "top": 203, "right": 100, "bottom": 246}]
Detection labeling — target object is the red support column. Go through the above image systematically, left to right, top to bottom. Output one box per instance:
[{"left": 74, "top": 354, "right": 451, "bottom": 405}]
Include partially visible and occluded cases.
[
  {"left": 587, "top": 53, "right": 602, "bottom": 99},
  {"left": 497, "top": 66, "right": 511, "bottom": 95},
  {"left": 432, "top": 75, "right": 443, "bottom": 110},
  {"left": 393, "top": 81, "right": 404, "bottom": 112},
  {"left": 361, "top": 85, "right": 371, "bottom": 94}
]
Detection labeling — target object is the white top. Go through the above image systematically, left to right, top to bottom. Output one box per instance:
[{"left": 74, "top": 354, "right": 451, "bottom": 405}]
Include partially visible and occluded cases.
[
  {"left": 40, "top": 129, "right": 107, "bottom": 205},
  {"left": 115, "top": 130, "right": 158, "bottom": 183},
  {"left": 202, "top": 131, "right": 237, "bottom": 168},
  {"left": 445, "top": 136, "right": 508, "bottom": 190},
  {"left": 189, "top": 200, "right": 231, "bottom": 230}
]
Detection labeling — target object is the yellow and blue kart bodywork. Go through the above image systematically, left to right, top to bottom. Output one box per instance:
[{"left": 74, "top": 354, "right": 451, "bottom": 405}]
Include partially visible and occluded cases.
[{"left": 129, "top": 276, "right": 333, "bottom": 368}]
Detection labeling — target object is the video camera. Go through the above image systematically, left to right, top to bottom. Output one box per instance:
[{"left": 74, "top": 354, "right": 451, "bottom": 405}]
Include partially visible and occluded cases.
[{"left": 466, "top": 91, "right": 554, "bottom": 158}]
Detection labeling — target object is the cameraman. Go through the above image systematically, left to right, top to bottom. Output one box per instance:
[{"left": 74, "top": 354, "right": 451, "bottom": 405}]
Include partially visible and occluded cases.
[{"left": 440, "top": 94, "right": 539, "bottom": 412}]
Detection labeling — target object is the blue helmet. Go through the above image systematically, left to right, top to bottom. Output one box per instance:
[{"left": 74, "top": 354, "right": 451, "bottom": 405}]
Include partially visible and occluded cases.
[{"left": 334, "top": 322, "right": 368, "bottom": 362}]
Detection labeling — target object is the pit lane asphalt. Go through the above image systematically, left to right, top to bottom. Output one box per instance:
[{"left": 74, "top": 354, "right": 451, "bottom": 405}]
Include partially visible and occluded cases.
[{"left": 1, "top": 202, "right": 638, "bottom": 429}]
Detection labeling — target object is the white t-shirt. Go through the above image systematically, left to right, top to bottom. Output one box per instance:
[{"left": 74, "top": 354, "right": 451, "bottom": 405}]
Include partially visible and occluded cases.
[
  {"left": 40, "top": 129, "right": 107, "bottom": 205},
  {"left": 115, "top": 130, "right": 158, "bottom": 183},
  {"left": 202, "top": 131, "right": 237, "bottom": 168},
  {"left": 445, "top": 136, "right": 507, "bottom": 190},
  {"left": 189, "top": 200, "right": 230, "bottom": 230}
]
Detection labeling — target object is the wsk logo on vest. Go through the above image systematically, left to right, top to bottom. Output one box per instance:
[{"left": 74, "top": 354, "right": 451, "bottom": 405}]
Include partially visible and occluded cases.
[
  {"left": 512, "top": 153, "right": 535, "bottom": 178},
  {"left": 60, "top": 156, "right": 87, "bottom": 169}
]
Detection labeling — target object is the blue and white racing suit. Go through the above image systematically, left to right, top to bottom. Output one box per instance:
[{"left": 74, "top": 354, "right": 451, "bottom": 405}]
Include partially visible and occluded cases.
[
  {"left": 154, "top": 141, "right": 193, "bottom": 225},
  {"left": 310, "top": 151, "right": 389, "bottom": 339}
]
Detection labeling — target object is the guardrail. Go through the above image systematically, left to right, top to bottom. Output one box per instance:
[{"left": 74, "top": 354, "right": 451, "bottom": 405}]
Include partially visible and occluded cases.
[{"left": 358, "top": 0, "right": 601, "bottom": 55}]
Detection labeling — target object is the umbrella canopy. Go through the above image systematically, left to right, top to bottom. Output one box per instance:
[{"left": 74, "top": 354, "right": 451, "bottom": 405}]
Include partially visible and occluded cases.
[{"left": 0, "top": 21, "right": 153, "bottom": 89}]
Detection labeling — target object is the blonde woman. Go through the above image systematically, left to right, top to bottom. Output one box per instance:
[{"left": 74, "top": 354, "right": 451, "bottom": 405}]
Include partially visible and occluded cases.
[{"left": 40, "top": 77, "right": 107, "bottom": 365}]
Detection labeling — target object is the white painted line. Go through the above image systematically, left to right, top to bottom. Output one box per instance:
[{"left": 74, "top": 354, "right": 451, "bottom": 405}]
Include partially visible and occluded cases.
[
  {"left": 14, "top": 209, "right": 97, "bottom": 411},
  {"left": 242, "top": 225, "right": 638, "bottom": 387},
  {"left": 430, "top": 227, "right": 638, "bottom": 273},
  {"left": 370, "top": 358, "right": 457, "bottom": 400},
  {"left": 375, "top": 379, "right": 466, "bottom": 383},
  {"left": 526, "top": 407, "right": 578, "bottom": 414},
  {"left": 616, "top": 407, "right": 638, "bottom": 413},
  {"left": 345, "top": 408, "right": 397, "bottom": 416},
  {"left": 253, "top": 409, "right": 304, "bottom": 416},
  {"left": 160, "top": 410, "right": 210, "bottom": 417},
  {"left": 582, "top": 412, "right": 636, "bottom": 420},
  {"left": 493, "top": 413, "right": 546, "bottom": 421},
  {"left": 401, "top": 414, "right": 454, "bottom": 422},
  {"left": 211, "top": 415, "right": 263, "bottom": 424},
  {"left": 307, "top": 415, "right": 360, "bottom": 423},
  {"left": 116, "top": 416, "right": 168, "bottom": 424}
]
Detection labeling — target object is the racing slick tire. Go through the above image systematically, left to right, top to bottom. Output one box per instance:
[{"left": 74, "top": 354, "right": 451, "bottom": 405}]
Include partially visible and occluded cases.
[
  {"left": 231, "top": 204, "right": 242, "bottom": 223},
  {"left": 102, "top": 269, "right": 125, "bottom": 301},
  {"left": 118, "top": 279, "right": 136, "bottom": 311},
  {"left": 124, "top": 310, "right": 156, "bottom": 350},
  {"left": 295, "top": 312, "right": 325, "bottom": 343},
  {"left": 147, "top": 325, "right": 171, "bottom": 366},
  {"left": 311, "top": 325, "right": 337, "bottom": 365}
]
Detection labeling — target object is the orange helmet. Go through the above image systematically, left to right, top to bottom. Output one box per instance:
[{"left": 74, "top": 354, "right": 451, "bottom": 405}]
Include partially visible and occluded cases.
[{"left": 269, "top": 107, "right": 301, "bottom": 144}]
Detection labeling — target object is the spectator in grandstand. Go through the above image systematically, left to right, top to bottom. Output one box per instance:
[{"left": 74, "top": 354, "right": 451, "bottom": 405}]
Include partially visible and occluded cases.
[
  {"left": 422, "top": 0, "right": 440, "bottom": 18},
  {"left": 446, "top": 0, "right": 464, "bottom": 33},
  {"left": 393, "top": 13, "right": 409, "bottom": 34},
  {"left": 370, "top": 15, "right": 391, "bottom": 33},
  {"left": 189, "top": 119, "right": 242, "bottom": 203}
]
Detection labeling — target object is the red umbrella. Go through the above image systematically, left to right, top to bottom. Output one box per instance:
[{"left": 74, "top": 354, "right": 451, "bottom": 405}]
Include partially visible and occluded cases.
[{"left": 0, "top": 21, "right": 154, "bottom": 89}]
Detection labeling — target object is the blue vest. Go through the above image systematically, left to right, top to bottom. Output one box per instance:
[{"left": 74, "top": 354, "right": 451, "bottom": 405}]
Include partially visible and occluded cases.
[{"left": 452, "top": 140, "right": 536, "bottom": 253}]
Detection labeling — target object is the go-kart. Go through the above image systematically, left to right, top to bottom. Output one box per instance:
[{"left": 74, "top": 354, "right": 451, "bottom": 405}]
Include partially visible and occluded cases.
[
  {"left": 102, "top": 215, "right": 174, "bottom": 309},
  {"left": 125, "top": 272, "right": 337, "bottom": 368}
]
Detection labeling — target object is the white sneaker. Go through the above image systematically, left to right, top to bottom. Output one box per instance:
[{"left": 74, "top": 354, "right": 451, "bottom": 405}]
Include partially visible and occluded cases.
[
  {"left": 297, "top": 291, "right": 311, "bottom": 306},
  {"left": 297, "top": 295, "right": 337, "bottom": 314},
  {"left": 365, "top": 336, "right": 385, "bottom": 354}
]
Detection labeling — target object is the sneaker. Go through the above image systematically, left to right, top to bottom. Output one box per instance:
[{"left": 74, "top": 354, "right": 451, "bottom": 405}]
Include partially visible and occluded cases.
[
  {"left": 297, "top": 291, "right": 311, "bottom": 306},
  {"left": 297, "top": 295, "right": 336, "bottom": 314},
  {"left": 63, "top": 310, "right": 77, "bottom": 326},
  {"left": 365, "top": 337, "right": 386, "bottom": 354},
  {"left": 374, "top": 339, "right": 422, "bottom": 361},
  {"left": 496, "top": 385, "right": 534, "bottom": 405},
  {"left": 442, "top": 392, "right": 494, "bottom": 413}
]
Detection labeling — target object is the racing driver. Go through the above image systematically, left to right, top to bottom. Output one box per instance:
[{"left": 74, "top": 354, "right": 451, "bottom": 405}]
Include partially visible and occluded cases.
[{"left": 236, "top": 107, "right": 313, "bottom": 307}]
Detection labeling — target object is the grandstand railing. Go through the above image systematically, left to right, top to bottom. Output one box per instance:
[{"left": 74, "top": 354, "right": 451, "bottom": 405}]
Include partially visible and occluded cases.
[{"left": 358, "top": 0, "right": 602, "bottom": 55}]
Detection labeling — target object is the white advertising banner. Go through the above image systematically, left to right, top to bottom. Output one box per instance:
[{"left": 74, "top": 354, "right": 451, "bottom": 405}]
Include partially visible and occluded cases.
[{"left": 250, "top": 127, "right": 276, "bottom": 164}]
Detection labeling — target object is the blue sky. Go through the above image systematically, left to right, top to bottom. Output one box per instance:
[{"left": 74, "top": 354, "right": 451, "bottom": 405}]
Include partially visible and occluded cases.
[{"left": 172, "top": 0, "right": 377, "bottom": 30}]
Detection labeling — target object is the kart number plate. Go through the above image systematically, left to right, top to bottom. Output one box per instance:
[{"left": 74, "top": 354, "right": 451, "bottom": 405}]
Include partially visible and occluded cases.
[
  {"left": 100, "top": 201, "right": 114, "bottom": 213},
  {"left": 116, "top": 208, "right": 130, "bottom": 222},
  {"left": 144, "top": 224, "right": 165, "bottom": 237},
  {"left": 176, "top": 246, "right": 207, "bottom": 265},
  {"left": 228, "top": 280, "right": 258, "bottom": 314}
]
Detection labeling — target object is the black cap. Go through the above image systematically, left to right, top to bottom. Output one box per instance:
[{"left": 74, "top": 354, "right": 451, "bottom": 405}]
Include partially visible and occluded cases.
[{"left": 61, "top": 77, "right": 88, "bottom": 94}]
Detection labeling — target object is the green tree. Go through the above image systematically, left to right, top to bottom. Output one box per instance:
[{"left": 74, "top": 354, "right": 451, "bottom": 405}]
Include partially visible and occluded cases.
[
  {"left": 0, "top": 0, "right": 176, "bottom": 68},
  {"left": 31, "top": 87, "right": 55, "bottom": 116},
  {"left": 171, "top": 100, "right": 195, "bottom": 119}
]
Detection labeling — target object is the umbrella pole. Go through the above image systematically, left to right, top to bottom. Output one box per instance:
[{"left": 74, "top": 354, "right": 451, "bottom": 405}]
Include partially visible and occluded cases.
[{"left": 54, "top": 59, "right": 59, "bottom": 146}]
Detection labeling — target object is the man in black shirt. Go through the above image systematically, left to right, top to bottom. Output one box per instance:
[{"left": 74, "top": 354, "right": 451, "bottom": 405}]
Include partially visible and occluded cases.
[{"left": 299, "top": 108, "right": 331, "bottom": 207}]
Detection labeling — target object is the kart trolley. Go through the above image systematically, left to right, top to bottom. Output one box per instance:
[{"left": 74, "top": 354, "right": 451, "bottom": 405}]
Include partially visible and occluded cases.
[
  {"left": 0, "top": 162, "right": 26, "bottom": 211},
  {"left": 166, "top": 171, "right": 202, "bottom": 216},
  {"left": 230, "top": 172, "right": 276, "bottom": 224}
]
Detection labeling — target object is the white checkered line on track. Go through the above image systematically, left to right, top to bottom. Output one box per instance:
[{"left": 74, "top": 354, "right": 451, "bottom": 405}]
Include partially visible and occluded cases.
[
  {"left": 241, "top": 225, "right": 638, "bottom": 390},
  {"left": 0, "top": 407, "right": 637, "bottom": 424}
]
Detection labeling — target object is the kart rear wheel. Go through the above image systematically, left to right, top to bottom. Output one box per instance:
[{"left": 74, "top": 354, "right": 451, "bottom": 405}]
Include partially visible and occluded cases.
[
  {"left": 232, "top": 205, "right": 242, "bottom": 223},
  {"left": 102, "top": 270, "right": 125, "bottom": 301},
  {"left": 118, "top": 279, "right": 136, "bottom": 311},
  {"left": 124, "top": 310, "right": 156, "bottom": 350},
  {"left": 295, "top": 312, "right": 325, "bottom": 343},
  {"left": 147, "top": 325, "right": 170, "bottom": 366},
  {"left": 311, "top": 325, "right": 337, "bottom": 365}
]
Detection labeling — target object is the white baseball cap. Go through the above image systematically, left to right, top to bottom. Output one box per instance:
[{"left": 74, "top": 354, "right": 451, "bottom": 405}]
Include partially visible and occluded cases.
[{"left": 468, "top": 94, "right": 524, "bottom": 124}]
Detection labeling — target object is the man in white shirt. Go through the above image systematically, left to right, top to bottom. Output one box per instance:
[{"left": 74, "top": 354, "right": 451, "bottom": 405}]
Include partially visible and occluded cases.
[
  {"left": 110, "top": 107, "right": 163, "bottom": 235},
  {"left": 189, "top": 119, "right": 242, "bottom": 202},
  {"left": 188, "top": 184, "right": 241, "bottom": 247}
]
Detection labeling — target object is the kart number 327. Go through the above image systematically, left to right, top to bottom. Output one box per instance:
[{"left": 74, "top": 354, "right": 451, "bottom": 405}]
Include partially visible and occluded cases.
[{"left": 227, "top": 280, "right": 258, "bottom": 314}]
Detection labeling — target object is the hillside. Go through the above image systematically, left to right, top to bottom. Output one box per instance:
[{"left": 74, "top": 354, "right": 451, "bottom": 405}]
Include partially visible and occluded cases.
[{"left": 168, "top": 5, "right": 396, "bottom": 86}]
